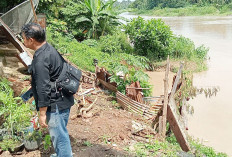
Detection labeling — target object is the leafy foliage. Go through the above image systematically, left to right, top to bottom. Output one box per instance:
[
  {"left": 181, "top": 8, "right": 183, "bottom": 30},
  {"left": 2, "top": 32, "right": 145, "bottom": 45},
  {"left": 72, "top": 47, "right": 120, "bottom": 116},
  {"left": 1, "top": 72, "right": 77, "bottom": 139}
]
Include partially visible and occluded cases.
[
  {"left": 0, "top": 0, "right": 25, "bottom": 13},
  {"left": 60, "top": 0, "right": 120, "bottom": 39},
  {"left": 130, "top": 0, "right": 232, "bottom": 10},
  {"left": 125, "top": 17, "right": 173, "bottom": 61},
  {"left": 98, "top": 31, "right": 133, "bottom": 54},
  {"left": 170, "top": 35, "right": 209, "bottom": 60},
  {"left": 0, "top": 78, "right": 32, "bottom": 150},
  {"left": 0, "top": 78, "right": 32, "bottom": 134},
  {"left": 24, "top": 130, "right": 42, "bottom": 142}
]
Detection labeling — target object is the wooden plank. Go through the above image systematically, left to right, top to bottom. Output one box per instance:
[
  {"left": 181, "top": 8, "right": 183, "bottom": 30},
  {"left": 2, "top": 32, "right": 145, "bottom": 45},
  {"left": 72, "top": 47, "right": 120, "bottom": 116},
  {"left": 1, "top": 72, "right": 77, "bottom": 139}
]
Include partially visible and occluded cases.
[
  {"left": 30, "top": 0, "right": 38, "bottom": 23},
  {"left": 0, "top": 19, "right": 33, "bottom": 67},
  {"left": 162, "top": 56, "right": 170, "bottom": 137},
  {"left": 170, "top": 62, "right": 184, "bottom": 98},
  {"left": 98, "top": 79, "right": 117, "bottom": 92},
  {"left": 167, "top": 98, "right": 190, "bottom": 152},
  {"left": 159, "top": 116, "right": 163, "bottom": 135}
]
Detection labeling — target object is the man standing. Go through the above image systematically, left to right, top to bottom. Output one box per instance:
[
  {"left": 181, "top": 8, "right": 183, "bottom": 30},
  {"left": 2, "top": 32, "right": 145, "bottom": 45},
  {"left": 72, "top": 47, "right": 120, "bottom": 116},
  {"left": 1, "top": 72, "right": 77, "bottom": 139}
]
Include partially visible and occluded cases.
[{"left": 21, "top": 23, "right": 73, "bottom": 157}]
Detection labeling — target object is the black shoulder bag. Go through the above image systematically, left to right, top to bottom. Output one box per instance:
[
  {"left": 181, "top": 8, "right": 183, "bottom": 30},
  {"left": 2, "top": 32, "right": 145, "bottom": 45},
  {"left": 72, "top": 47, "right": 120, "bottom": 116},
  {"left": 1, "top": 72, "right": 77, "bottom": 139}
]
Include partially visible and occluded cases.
[{"left": 56, "top": 52, "right": 82, "bottom": 95}]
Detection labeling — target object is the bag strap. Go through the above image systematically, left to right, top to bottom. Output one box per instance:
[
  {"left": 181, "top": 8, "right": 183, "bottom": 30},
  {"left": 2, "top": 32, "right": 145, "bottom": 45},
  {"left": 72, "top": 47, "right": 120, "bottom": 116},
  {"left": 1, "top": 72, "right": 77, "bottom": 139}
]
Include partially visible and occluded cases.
[{"left": 56, "top": 51, "right": 68, "bottom": 63}]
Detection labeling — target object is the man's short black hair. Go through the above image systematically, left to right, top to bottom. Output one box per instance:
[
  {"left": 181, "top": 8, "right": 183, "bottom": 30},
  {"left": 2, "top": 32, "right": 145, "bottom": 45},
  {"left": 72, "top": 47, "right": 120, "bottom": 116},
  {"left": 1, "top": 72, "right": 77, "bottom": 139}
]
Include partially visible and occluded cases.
[{"left": 21, "top": 23, "right": 46, "bottom": 43}]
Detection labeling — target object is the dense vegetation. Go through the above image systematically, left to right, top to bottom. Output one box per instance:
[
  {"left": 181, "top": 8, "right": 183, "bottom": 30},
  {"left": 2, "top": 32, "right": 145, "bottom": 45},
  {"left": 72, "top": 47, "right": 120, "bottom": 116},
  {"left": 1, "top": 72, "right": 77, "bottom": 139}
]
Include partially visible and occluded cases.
[
  {"left": 0, "top": 0, "right": 25, "bottom": 13},
  {"left": 130, "top": 0, "right": 232, "bottom": 16},
  {"left": 131, "top": 0, "right": 232, "bottom": 10},
  {"left": 0, "top": 78, "right": 32, "bottom": 151}
]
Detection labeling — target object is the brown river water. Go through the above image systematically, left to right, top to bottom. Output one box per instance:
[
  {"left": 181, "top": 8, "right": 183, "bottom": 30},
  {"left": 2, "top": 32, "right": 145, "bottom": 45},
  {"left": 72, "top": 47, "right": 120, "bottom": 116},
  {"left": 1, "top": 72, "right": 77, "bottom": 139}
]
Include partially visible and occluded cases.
[{"left": 121, "top": 13, "right": 232, "bottom": 156}]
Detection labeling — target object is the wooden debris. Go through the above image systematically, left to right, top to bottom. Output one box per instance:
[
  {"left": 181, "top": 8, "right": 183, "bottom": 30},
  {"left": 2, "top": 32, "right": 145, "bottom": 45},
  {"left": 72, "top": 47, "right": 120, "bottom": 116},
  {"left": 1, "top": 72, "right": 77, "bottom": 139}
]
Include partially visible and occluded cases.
[
  {"left": 0, "top": 19, "right": 33, "bottom": 67},
  {"left": 161, "top": 56, "right": 170, "bottom": 137},
  {"left": 166, "top": 62, "right": 190, "bottom": 152},
  {"left": 96, "top": 66, "right": 117, "bottom": 91},
  {"left": 98, "top": 79, "right": 117, "bottom": 92},
  {"left": 126, "top": 81, "right": 144, "bottom": 104},
  {"left": 78, "top": 88, "right": 95, "bottom": 96},
  {"left": 116, "top": 91, "right": 161, "bottom": 119},
  {"left": 80, "top": 97, "right": 98, "bottom": 118},
  {"left": 167, "top": 98, "right": 190, "bottom": 152}
]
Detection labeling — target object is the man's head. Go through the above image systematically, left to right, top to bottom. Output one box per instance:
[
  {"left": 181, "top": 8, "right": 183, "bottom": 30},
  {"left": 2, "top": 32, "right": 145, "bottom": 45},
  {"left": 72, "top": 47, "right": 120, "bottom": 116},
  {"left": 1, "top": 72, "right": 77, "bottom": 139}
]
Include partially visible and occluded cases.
[{"left": 21, "top": 23, "right": 46, "bottom": 50}]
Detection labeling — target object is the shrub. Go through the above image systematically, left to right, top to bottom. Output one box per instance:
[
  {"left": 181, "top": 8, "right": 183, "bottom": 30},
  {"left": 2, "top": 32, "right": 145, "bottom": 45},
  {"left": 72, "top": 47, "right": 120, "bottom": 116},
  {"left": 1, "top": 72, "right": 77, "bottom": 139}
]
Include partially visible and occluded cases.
[
  {"left": 125, "top": 17, "right": 173, "bottom": 61},
  {"left": 99, "top": 31, "right": 133, "bottom": 54},
  {"left": 169, "top": 35, "right": 208, "bottom": 60},
  {"left": 170, "top": 36, "right": 195, "bottom": 59},
  {"left": 81, "top": 39, "right": 98, "bottom": 47},
  {"left": 0, "top": 78, "right": 32, "bottom": 150}
]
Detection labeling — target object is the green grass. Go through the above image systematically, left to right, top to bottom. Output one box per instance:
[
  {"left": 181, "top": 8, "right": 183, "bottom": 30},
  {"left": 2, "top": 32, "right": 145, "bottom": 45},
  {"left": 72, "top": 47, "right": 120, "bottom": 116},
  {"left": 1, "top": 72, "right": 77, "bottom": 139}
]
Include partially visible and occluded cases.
[{"left": 125, "top": 134, "right": 228, "bottom": 157}]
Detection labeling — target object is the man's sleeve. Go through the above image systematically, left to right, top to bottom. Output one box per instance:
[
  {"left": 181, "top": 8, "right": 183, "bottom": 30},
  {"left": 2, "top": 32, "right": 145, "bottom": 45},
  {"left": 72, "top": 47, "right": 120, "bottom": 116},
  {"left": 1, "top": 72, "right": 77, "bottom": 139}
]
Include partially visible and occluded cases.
[{"left": 34, "top": 60, "right": 51, "bottom": 108}]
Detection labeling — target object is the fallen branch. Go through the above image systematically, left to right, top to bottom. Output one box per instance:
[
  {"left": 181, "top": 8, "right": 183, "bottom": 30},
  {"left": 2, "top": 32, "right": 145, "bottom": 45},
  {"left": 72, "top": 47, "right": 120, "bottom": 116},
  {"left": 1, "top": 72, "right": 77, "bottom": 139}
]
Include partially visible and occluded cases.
[{"left": 80, "top": 97, "right": 98, "bottom": 118}]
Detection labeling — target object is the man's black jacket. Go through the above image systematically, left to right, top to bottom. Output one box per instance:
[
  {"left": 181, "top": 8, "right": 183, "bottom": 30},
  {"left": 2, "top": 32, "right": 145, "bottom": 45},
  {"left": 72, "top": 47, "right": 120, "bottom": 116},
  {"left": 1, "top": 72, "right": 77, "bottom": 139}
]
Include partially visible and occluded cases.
[{"left": 29, "top": 42, "right": 74, "bottom": 112}]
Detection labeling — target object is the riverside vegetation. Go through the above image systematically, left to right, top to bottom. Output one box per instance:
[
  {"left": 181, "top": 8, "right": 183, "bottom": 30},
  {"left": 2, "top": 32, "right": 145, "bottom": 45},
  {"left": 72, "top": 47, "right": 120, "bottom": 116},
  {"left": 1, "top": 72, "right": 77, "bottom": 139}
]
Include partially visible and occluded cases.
[
  {"left": 0, "top": 0, "right": 228, "bottom": 156},
  {"left": 129, "top": 0, "right": 232, "bottom": 16}
]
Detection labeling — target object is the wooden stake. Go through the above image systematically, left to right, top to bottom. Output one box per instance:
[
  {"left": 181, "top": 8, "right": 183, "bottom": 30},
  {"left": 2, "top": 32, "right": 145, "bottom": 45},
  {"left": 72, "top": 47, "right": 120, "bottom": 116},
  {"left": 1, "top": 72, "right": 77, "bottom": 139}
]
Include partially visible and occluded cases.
[
  {"left": 30, "top": 0, "right": 38, "bottom": 23},
  {"left": 162, "top": 56, "right": 170, "bottom": 137},
  {"left": 158, "top": 115, "right": 163, "bottom": 135}
]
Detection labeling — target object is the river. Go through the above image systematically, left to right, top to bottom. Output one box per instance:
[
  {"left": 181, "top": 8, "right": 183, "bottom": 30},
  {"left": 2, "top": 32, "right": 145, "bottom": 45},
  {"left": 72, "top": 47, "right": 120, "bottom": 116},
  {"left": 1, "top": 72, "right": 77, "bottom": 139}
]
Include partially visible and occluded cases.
[{"left": 121, "top": 12, "right": 232, "bottom": 156}]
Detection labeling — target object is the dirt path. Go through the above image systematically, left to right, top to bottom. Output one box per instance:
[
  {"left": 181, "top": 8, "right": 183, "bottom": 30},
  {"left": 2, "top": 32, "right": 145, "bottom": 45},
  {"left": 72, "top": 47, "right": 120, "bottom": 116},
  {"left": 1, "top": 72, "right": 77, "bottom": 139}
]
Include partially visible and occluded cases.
[{"left": 146, "top": 71, "right": 175, "bottom": 97}]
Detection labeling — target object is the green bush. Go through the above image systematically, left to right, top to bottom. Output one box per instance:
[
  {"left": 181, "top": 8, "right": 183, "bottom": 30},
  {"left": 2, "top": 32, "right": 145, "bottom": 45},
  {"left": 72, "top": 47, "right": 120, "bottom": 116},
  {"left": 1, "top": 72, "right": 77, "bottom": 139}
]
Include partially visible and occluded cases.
[
  {"left": 125, "top": 17, "right": 173, "bottom": 61},
  {"left": 99, "top": 31, "right": 133, "bottom": 54},
  {"left": 169, "top": 35, "right": 208, "bottom": 61},
  {"left": 170, "top": 36, "right": 195, "bottom": 59},
  {"left": 81, "top": 39, "right": 98, "bottom": 47},
  {"left": 0, "top": 78, "right": 32, "bottom": 150},
  {"left": 0, "top": 78, "right": 32, "bottom": 134}
]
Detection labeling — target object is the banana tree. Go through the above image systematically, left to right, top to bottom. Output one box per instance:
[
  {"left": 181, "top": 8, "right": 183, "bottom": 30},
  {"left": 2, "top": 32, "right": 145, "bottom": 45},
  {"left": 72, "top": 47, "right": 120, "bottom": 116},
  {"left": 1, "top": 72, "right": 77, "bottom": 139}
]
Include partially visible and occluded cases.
[{"left": 76, "top": 0, "right": 121, "bottom": 39}]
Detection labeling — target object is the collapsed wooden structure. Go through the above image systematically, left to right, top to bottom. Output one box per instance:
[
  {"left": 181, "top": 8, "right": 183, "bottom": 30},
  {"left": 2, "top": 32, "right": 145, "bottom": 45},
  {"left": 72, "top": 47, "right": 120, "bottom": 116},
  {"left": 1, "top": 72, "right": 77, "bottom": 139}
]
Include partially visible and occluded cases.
[{"left": 95, "top": 60, "right": 191, "bottom": 152}]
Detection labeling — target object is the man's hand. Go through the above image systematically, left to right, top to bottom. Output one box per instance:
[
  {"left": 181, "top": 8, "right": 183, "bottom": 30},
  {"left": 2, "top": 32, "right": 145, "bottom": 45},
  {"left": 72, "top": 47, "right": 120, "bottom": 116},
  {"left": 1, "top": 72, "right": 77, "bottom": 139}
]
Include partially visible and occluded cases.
[
  {"left": 39, "top": 107, "right": 48, "bottom": 128},
  {"left": 39, "top": 114, "right": 48, "bottom": 128}
]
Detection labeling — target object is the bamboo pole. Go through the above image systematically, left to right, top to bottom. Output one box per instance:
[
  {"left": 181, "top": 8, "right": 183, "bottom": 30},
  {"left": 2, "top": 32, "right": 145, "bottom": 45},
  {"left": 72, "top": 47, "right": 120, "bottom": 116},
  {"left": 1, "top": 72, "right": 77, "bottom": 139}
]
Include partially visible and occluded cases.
[
  {"left": 30, "top": 0, "right": 38, "bottom": 23},
  {"left": 161, "top": 56, "right": 170, "bottom": 137}
]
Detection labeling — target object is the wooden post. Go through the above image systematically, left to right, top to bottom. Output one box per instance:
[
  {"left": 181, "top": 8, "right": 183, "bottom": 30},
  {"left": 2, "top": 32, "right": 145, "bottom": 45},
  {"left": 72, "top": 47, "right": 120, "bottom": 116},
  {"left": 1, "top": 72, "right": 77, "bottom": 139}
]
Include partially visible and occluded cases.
[
  {"left": 30, "top": 0, "right": 38, "bottom": 23},
  {"left": 0, "top": 19, "right": 33, "bottom": 68},
  {"left": 162, "top": 56, "right": 170, "bottom": 137},
  {"left": 166, "top": 62, "right": 191, "bottom": 152},
  {"left": 170, "top": 62, "right": 184, "bottom": 98},
  {"left": 167, "top": 98, "right": 190, "bottom": 151},
  {"left": 158, "top": 116, "right": 163, "bottom": 135}
]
